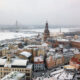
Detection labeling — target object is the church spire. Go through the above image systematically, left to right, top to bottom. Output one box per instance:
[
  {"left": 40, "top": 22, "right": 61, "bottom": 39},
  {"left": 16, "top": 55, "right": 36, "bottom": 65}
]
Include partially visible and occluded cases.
[
  {"left": 43, "top": 21, "right": 50, "bottom": 41},
  {"left": 45, "top": 21, "right": 48, "bottom": 30}
]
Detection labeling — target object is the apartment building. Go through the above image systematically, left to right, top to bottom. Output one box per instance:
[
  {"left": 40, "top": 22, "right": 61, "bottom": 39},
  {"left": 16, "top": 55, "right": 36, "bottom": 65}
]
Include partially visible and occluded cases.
[{"left": 0, "top": 52, "right": 32, "bottom": 80}]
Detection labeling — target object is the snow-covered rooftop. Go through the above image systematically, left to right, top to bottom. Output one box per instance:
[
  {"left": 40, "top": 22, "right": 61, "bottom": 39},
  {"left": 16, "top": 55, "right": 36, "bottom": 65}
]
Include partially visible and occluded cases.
[
  {"left": 57, "top": 38, "right": 69, "bottom": 42},
  {"left": 71, "top": 39, "right": 80, "bottom": 42},
  {"left": 41, "top": 43, "right": 48, "bottom": 47},
  {"left": 59, "top": 44, "right": 63, "bottom": 48},
  {"left": 25, "top": 45, "right": 41, "bottom": 48},
  {"left": 49, "top": 48, "right": 55, "bottom": 52},
  {"left": 63, "top": 48, "right": 68, "bottom": 53},
  {"left": 20, "top": 51, "right": 32, "bottom": 58},
  {"left": 47, "top": 51, "right": 55, "bottom": 56},
  {"left": 46, "top": 52, "right": 64, "bottom": 61},
  {"left": 55, "top": 53, "right": 63, "bottom": 58},
  {"left": 34, "top": 56, "right": 44, "bottom": 62},
  {"left": 0, "top": 58, "right": 28, "bottom": 67},
  {"left": 0, "top": 59, "right": 6, "bottom": 65},
  {"left": 12, "top": 59, "right": 28, "bottom": 66},
  {"left": 26, "top": 64, "right": 33, "bottom": 69},
  {"left": 50, "top": 69, "right": 74, "bottom": 80},
  {"left": 50, "top": 69, "right": 64, "bottom": 76},
  {"left": 1, "top": 71, "right": 25, "bottom": 80},
  {"left": 35, "top": 77, "right": 54, "bottom": 80}
]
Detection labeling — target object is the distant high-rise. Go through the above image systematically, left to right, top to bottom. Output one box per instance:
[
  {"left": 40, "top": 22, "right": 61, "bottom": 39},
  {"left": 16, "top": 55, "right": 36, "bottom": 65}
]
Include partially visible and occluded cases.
[{"left": 43, "top": 21, "right": 50, "bottom": 41}]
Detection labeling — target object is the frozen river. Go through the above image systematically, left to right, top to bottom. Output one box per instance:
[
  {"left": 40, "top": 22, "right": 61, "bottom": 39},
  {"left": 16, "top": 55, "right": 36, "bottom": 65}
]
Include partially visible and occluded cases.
[
  {"left": 0, "top": 27, "right": 79, "bottom": 41},
  {"left": 0, "top": 32, "right": 37, "bottom": 41}
]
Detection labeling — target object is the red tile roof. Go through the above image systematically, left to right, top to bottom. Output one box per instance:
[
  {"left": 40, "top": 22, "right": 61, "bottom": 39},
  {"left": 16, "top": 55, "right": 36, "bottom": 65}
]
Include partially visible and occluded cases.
[{"left": 71, "top": 54, "right": 80, "bottom": 64}]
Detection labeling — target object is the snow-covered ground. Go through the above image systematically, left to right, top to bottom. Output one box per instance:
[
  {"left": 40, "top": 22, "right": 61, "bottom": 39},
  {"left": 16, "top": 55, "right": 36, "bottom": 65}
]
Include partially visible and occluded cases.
[
  {"left": 0, "top": 27, "right": 78, "bottom": 41},
  {"left": 0, "top": 32, "right": 37, "bottom": 41}
]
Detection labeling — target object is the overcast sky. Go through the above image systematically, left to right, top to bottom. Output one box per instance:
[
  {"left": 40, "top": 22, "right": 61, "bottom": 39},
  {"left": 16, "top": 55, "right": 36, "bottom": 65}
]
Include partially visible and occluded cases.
[{"left": 0, "top": 0, "right": 80, "bottom": 25}]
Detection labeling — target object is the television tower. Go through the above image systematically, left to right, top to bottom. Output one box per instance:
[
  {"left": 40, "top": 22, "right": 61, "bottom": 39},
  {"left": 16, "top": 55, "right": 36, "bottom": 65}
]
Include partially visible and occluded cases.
[{"left": 16, "top": 20, "right": 18, "bottom": 32}]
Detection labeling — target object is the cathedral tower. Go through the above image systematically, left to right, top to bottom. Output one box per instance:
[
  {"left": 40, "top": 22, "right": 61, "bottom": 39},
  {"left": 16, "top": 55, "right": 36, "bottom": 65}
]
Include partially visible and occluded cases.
[{"left": 43, "top": 21, "right": 50, "bottom": 41}]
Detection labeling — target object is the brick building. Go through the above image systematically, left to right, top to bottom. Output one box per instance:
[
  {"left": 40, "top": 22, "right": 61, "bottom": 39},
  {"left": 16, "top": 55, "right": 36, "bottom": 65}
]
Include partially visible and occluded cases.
[
  {"left": 46, "top": 53, "right": 64, "bottom": 69},
  {"left": 70, "top": 54, "right": 80, "bottom": 70}
]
